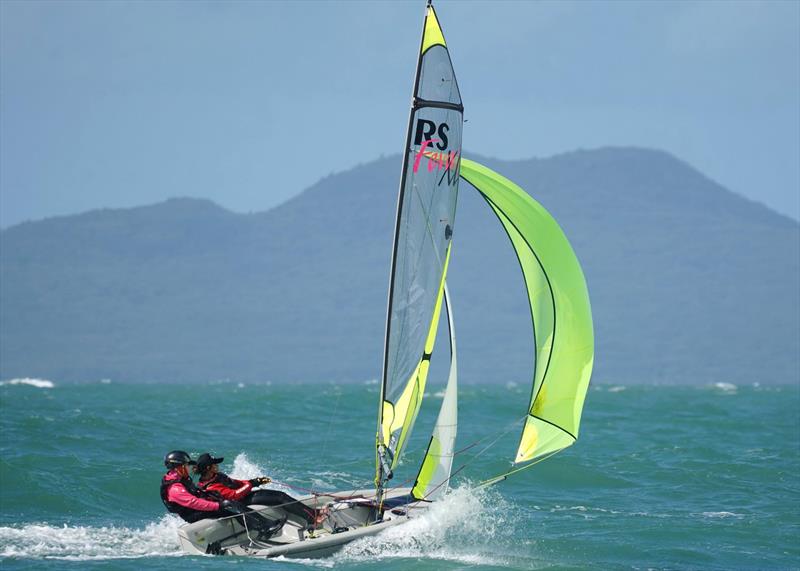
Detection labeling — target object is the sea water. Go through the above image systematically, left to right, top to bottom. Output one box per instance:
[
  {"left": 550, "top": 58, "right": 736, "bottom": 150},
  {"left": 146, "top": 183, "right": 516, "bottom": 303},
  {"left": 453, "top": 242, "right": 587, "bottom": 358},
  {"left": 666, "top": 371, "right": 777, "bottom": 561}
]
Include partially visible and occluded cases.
[{"left": 0, "top": 380, "right": 797, "bottom": 570}]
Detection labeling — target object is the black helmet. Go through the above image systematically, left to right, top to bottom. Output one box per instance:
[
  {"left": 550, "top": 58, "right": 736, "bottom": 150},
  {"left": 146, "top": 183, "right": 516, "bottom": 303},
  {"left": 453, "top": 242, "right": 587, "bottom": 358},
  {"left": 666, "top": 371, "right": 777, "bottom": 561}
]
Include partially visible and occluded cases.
[
  {"left": 164, "top": 450, "right": 196, "bottom": 469},
  {"left": 194, "top": 452, "right": 224, "bottom": 474}
]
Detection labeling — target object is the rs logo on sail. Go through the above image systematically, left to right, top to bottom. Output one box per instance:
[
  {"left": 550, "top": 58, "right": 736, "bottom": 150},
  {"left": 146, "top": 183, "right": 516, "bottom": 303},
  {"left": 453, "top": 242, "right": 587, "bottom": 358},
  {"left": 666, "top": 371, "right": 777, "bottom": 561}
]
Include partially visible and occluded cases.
[
  {"left": 412, "top": 119, "right": 460, "bottom": 184},
  {"left": 414, "top": 119, "right": 449, "bottom": 149}
]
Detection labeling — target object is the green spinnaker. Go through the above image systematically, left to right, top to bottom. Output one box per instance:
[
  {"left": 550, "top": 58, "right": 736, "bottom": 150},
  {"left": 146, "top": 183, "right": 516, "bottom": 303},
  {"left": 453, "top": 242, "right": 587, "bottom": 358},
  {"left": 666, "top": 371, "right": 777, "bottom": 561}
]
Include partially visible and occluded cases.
[{"left": 459, "top": 158, "right": 594, "bottom": 471}]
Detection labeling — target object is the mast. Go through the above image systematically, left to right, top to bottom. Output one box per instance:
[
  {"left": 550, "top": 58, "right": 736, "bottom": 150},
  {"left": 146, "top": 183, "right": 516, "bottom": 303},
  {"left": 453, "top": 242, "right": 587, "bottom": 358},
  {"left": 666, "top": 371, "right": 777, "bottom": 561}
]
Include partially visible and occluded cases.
[
  {"left": 375, "top": 0, "right": 430, "bottom": 504},
  {"left": 376, "top": 0, "right": 463, "bottom": 503}
]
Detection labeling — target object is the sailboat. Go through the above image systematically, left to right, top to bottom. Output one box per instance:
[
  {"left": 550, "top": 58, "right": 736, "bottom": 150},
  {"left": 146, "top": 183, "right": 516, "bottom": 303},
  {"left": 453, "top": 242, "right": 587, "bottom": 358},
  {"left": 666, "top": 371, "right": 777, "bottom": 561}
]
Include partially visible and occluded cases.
[{"left": 176, "top": 1, "right": 593, "bottom": 558}]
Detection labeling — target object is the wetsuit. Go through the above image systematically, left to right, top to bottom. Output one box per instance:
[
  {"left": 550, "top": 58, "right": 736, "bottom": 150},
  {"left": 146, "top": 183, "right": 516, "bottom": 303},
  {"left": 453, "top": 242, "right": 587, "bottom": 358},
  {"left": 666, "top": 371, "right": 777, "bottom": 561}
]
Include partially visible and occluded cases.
[
  {"left": 161, "top": 470, "right": 278, "bottom": 531},
  {"left": 198, "top": 472, "right": 315, "bottom": 524}
]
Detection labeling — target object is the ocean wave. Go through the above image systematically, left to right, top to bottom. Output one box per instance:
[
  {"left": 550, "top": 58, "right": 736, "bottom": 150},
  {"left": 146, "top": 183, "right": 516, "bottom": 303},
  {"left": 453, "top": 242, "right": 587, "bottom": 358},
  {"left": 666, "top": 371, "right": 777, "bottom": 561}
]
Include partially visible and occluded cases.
[
  {"left": 0, "top": 378, "right": 55, "bottom": 388},
  {"left": 711, "top": 382, "right": 738, "bottom": 393},
  {"left": 308, "top": 470, "right": 361, "bottom": 489},
  {"left": 537, "top": 504, "right": 676, "bottom": 520},
  {"left": 544, "top": 504, "right": 622, "bottom": 520},
  {"left": 697, "top": 511, "right": 744, "bottom": 519},
  {"left": 0, "top": 516, "right": 182, "bottom": 560}
]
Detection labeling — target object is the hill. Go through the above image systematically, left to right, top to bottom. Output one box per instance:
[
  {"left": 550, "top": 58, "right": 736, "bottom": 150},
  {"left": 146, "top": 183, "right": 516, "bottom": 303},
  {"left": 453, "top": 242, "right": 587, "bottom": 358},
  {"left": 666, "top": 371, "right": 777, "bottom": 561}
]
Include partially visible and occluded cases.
[{"left": 1, "top": 148, "right": 797, "bottom": 384}]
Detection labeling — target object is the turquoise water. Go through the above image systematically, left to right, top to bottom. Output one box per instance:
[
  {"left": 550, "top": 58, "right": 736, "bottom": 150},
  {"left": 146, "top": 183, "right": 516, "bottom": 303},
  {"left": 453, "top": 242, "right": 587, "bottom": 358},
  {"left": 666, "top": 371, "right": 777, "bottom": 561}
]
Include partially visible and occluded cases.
[{"left": 1, "top": 380, "right": 798, "bottom": 570}]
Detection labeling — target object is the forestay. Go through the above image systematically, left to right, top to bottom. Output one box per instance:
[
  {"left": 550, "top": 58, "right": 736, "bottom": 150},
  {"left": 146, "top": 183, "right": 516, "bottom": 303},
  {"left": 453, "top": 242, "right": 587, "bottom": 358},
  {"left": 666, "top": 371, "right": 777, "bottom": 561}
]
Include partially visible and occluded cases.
[{"left": 377, "top": 3, "right": 464, "bottom": 488}]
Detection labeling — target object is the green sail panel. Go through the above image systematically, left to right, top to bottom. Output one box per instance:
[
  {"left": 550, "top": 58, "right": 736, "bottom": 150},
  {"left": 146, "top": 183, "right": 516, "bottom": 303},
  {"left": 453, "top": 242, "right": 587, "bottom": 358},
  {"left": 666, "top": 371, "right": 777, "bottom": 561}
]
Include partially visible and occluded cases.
[
  {"left": 377, "top": 3, "right": 463, "bottom": 482},
  {"left": 459, "top": 158, "right": 594, "bottom": 466},
  {"left": 412, "top": 283, "right": 458, "bottom": 501}
]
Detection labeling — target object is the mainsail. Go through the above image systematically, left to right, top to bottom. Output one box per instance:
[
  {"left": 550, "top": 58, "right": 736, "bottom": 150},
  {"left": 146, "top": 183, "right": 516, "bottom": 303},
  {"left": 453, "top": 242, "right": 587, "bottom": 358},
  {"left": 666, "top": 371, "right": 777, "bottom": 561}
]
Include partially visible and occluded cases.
[
  {"left": 377, "top": 2, "right": 463, "bottom": 491},
  {"left": 459, "top": 159, "right": 594, "bottom": 479}
]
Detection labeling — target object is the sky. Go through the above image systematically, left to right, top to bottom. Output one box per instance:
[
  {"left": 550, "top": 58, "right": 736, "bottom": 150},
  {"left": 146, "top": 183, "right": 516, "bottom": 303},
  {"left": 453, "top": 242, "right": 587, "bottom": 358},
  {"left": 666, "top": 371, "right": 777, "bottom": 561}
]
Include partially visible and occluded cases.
[{"left": 1, "top": 0, "right": 798, "bottom": 228}]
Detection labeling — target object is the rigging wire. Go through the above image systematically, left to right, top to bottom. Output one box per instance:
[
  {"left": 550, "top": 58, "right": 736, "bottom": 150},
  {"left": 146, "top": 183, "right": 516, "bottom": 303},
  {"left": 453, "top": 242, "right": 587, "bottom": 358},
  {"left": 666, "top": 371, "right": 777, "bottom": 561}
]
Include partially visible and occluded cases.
[
  {"left": 310, "top": 386, "right": 344, "bottom": 493},
  {"left": 403, "top": 414, "right": 529, "bottom": 505}
]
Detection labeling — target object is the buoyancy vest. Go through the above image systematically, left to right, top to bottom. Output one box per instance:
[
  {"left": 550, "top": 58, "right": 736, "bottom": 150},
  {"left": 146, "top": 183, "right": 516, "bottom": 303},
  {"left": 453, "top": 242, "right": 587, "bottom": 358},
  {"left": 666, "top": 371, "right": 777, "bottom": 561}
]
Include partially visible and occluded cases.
[
  {"left": 197, "top": 472, "right": 241, "bottom": 491},
  {"left": 160, "top": 474, "right": 221, "bottom": 521}
]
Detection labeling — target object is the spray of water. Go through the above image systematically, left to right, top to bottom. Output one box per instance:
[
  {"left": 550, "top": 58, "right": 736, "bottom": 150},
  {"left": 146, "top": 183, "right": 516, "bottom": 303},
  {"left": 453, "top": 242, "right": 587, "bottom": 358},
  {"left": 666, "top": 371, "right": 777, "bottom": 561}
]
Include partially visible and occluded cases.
[
  {"left": 228, "top": 452, "right": 266, "bottom": 481},
  {"left": 229, "top": 452, "right": 361, "bottom": 492},
  {"left": 227, "top": 453, "right": 525, "bottom": 566},
  {"left": 330, "top": 484, "right": 518, "bottom": 566},
  {"left": 0, "top": 515, "right": 183, "bottom": 560}
]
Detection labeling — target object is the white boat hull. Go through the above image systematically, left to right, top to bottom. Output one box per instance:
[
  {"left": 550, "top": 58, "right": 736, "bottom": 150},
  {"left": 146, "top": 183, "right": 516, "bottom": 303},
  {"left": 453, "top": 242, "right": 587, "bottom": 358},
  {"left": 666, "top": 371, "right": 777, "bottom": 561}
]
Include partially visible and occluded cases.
[{"left": 176, "top": 487, "right": 425, "bottom": 559}]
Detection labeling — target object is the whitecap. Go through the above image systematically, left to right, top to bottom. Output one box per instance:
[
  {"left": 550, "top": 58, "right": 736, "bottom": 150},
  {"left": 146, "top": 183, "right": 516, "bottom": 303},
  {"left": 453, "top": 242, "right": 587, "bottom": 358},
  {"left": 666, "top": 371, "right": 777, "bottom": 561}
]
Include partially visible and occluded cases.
[
  {"left": 0, "top": 378, "right": 55, "bottom": 388},
  {"left": 712, "top": 382, "right": 738, "bottom": 393},
  {"left": 607, "top": 386, "right": 626, "bottom": 393},
  {"left": 433, "top": 390, "right": 446, "bottom": 398},
  {"left": 699, "top": 511, "right": 744, "bottom": 519}
]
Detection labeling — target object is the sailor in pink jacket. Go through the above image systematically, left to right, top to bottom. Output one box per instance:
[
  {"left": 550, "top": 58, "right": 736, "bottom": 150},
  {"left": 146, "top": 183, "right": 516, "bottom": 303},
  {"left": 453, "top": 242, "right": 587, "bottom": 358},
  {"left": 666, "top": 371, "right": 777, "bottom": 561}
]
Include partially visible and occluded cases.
[
  {"left": 159, "top": 449, "right": 283, "bottom": 540},
  {"left": 160, "top": 450, "right": 224, "bottom": 522}
]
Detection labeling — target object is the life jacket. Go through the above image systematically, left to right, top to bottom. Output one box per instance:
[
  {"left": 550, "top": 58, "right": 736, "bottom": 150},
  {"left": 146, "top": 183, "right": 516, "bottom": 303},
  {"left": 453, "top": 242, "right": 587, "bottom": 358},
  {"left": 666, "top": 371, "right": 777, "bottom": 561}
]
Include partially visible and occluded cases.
[
  {"left": 197, "top": 472, "right": 240, "bottom": 491},
  {"left": 160, "top": 473, "right": 220, "bottom": 521}
]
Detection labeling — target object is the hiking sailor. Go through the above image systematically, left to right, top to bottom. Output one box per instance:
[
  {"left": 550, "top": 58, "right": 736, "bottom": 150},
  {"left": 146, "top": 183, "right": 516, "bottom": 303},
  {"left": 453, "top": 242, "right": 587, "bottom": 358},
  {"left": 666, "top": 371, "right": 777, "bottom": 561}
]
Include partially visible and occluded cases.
[
  {"left": 160, "top": 450, "right": 284, "bottom": 535},
  {"left": 194, "top": 452, "right": 321, "bottom": 526}
]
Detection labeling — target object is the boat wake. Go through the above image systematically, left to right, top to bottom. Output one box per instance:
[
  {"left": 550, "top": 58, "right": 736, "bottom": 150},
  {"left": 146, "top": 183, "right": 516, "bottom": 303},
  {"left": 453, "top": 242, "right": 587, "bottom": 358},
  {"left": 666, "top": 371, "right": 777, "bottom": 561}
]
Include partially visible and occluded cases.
[
  {"left": 1, "top": 481, "right": 527, "bottom": 566},
  {"left": 298, "top": 485, "right": 521, "bottom": 567},
  {"left": 0, "top": 516, "right": 182, "bottom": 560}
]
